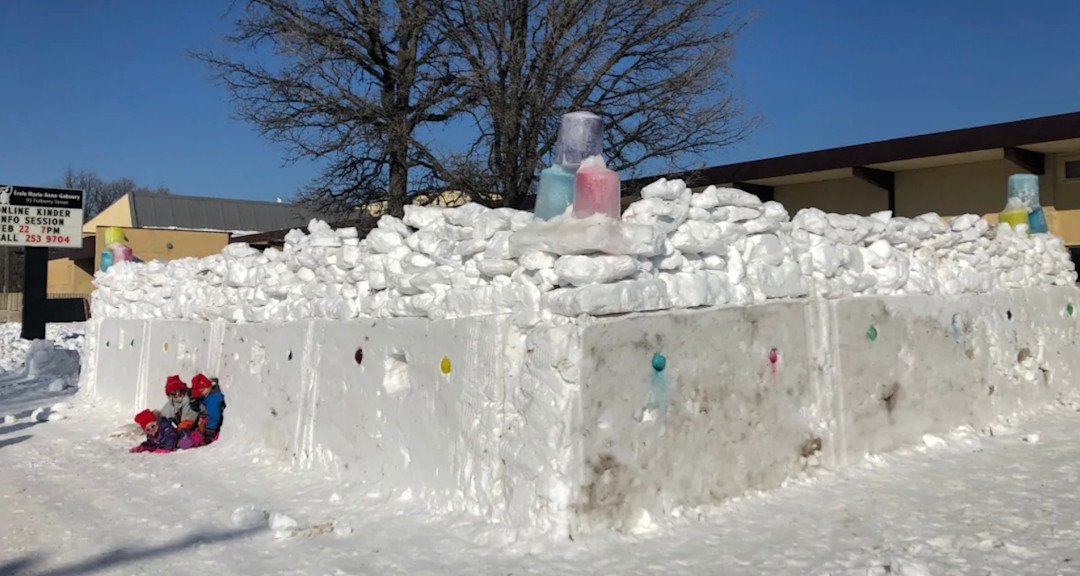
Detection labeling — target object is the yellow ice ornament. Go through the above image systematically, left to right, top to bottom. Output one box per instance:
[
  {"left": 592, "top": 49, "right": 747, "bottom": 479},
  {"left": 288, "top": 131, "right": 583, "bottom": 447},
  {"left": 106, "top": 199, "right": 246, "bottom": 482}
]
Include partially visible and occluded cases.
[{"left": 440, "top": 356, "right": 452, "bottom": 374}]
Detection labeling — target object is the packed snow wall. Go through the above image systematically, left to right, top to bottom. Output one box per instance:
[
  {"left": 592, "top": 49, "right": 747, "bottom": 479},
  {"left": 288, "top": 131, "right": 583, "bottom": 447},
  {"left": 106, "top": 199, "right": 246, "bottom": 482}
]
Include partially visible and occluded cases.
[
  {"left": 81, "top": 179, "right": 1080, "bottom": 535},
  {"left": 83, "top": 285, "right": 1080, "bottom": 536},
  {"left": 571, "top": 285, "right": 1080, "bottom": 532}
]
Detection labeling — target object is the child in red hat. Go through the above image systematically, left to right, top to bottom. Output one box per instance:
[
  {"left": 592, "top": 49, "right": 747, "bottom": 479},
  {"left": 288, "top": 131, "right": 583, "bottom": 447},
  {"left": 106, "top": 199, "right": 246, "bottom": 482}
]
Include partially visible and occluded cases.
[
  {"left": 189, "top": 373, "right": 226, "bottom": 445},
  {"left": 160, "top": 375, "right": 200, "bottom": 432},
  {"left": 130, "top": 409, "right": 179, "bottom": 453}
]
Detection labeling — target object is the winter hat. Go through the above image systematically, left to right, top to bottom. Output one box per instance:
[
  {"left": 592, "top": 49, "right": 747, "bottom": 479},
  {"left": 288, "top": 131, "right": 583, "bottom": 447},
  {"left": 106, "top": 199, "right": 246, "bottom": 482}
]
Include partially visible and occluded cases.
[
  {"left": 191, "top": 373, "right": 212, "bottom": 396},
  {"left": 164, "top": 375, "right": 187, "bottom": 395},
  {"left": 134, "top": 409, "right": 157, "bottom": 430}
]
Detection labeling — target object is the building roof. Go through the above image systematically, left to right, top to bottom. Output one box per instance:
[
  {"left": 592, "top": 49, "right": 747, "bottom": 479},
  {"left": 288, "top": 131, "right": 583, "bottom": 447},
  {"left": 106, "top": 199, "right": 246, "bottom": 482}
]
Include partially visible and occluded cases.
[
  {"left": 628, "top": 110, "right": 1080, "bottom": 192},
  {"left": 127, "top": 191, "right": 327, "bottom": 232},
  {"left": 230, "top": 214, "right": 380, "bottom": 248}
]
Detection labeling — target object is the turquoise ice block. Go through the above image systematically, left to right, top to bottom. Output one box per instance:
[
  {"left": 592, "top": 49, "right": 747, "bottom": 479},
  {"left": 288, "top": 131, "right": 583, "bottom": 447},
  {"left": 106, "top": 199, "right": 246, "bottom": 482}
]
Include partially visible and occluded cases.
[
  {"left": 535, "top": 165, "right": 576, "bottom": 220},
  {"left": 1008, "top": 174, "right": 1040, "bottom": 210},
  {"left": 1029, "top": 206, "right": 1048, "bottom": 234}
]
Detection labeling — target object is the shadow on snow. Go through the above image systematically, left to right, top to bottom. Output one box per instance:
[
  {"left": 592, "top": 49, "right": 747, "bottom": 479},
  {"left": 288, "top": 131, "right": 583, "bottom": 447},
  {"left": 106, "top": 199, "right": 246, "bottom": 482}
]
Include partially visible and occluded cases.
[{"left": 0, "top": 524, "right": 267, "bottom": 576}]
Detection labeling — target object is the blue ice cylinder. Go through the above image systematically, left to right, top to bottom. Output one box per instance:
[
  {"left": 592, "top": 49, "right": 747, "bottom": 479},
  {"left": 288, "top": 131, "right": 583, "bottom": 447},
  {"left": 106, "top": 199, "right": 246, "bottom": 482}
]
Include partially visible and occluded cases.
[
  {"left": 554, "top": 111, "right": 604, "bottom": 169},
  {"left": 535, "top": 165, "right": 576, "bottom": 220},
  {"left": 1008, "top": 174, "right": 1040, "bottom": 210},
  {"left": 1028, "top": 206, "right": 1048, "bottom": 234},
  {"left": 100, "top": 251, "right": 113, "bottom": 272}
]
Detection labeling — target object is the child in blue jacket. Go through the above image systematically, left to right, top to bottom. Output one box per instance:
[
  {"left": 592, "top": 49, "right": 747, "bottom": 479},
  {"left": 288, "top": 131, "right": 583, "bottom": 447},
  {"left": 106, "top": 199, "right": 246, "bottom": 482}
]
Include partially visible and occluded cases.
[{"left": 190, "top": 373, "right": 226, "bottom": 444}]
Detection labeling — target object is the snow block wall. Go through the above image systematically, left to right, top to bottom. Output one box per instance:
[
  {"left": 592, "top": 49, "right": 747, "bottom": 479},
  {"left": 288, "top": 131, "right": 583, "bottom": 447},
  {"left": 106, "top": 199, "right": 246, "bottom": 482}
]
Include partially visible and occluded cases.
[
  {"left": 84, "top": 285, "right": 1080, "bottom": 536},
  {"left": 571, "top": 286, "right": 1080, "bottom": 532}
]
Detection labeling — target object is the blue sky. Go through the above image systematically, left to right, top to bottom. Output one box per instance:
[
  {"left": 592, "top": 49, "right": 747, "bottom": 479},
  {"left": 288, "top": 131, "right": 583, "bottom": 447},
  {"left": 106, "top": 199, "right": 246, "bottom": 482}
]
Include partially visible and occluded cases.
[{"left": 1, "top": 0, "right": 1078, "bottom": 202}]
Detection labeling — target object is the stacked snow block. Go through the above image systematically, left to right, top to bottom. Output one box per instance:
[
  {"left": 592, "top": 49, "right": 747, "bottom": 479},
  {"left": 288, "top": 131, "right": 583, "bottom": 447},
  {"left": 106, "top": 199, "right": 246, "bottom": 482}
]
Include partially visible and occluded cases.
[
  {"left": 90, "top": 179, "right": 1077, "bottom": 325},
  {"left": 84, "top": 284, "right": 1080, "bottom": 537}
]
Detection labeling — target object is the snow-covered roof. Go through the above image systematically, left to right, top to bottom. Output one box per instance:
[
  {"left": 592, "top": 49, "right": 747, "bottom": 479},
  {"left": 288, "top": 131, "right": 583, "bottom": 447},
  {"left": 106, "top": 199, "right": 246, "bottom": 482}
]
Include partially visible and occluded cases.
[{"left": 129, "top": 192, "right": 329, "bottom": 233}]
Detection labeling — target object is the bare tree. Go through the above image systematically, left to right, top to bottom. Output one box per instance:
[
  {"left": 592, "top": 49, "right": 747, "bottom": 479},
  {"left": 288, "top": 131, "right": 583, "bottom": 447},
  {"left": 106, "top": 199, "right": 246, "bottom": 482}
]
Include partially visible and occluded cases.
[
  {"left": 194, "top": 0, "right": 465, "bottom": 218},
  {"left": 438, "top": 0, "right": 756, "bottom": 208},
  {"left": 61, "top": 169, "right": 172, "bottom": 219}
]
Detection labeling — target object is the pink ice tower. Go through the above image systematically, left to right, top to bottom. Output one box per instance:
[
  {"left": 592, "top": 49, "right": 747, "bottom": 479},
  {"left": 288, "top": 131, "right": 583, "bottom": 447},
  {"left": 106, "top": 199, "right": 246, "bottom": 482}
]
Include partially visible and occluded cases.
[{"left": 573, "top": 158, "right": 621, "bottom": 218}]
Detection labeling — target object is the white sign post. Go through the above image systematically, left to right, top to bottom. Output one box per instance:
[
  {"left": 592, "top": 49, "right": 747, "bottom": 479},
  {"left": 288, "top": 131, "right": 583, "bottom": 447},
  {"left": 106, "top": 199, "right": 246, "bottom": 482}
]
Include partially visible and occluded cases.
[
  {"left": 0, "top": 184, "right": 86, "bottom": 340},
  {"left": 0, "top": 184, "right": 85, "bottom": 248}
]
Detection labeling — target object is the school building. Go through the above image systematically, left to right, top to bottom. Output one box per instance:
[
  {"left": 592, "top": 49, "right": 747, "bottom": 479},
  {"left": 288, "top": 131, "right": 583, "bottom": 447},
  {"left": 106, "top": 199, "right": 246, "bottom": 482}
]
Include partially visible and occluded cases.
[
  {"left": 629, "top": 111, "right": 1080, "bottom": 247},
  {"left": 45, "top": 192, "right": 326, "bottom": 296}
]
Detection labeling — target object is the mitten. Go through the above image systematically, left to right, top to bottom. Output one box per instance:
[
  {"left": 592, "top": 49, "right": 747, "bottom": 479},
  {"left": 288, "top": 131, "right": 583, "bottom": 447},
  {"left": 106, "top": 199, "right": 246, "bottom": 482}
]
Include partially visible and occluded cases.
[{"left": 130, "top": 445, "right": 147, "bottom": 453}]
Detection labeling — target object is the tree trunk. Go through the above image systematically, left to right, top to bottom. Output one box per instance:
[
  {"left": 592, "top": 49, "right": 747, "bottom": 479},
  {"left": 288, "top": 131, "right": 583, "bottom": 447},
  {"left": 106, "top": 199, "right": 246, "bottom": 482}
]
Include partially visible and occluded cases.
[{"left": 386, "top": 140, "right": 409, "bottom": 218}]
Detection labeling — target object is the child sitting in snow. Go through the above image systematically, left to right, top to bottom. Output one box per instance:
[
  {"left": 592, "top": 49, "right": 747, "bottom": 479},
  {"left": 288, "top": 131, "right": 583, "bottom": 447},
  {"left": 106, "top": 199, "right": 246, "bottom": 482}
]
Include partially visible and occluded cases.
[
  {"left": 189, "top": 373, "right": 226, "bottom": 445},
  {"left": 160, "top": 374, "right": 200, "bottom": 432},
  {"left": 130, "top": 409, "right": 179, "bottom": 453}
]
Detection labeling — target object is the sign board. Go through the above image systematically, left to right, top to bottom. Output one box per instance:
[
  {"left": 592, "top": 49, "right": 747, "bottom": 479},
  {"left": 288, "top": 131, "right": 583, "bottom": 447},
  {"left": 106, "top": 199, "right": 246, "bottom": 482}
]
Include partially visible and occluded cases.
[{"left": 0, "top": 184, "right": 85, "bottom": 248}]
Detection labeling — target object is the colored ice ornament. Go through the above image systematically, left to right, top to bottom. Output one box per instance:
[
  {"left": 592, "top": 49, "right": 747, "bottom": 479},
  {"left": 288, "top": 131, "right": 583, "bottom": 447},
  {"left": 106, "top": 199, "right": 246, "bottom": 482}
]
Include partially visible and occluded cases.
[
  {"left": 533, "top": 110, "right": 621, "bottom": 221},
  {"left": 573, "top": 160, "right": 621, "bottom": 219},
  {"left": 535, "top": 165, "right": 576, "bottom": 221},
  {"left": 1068, "top": 303, "right": 1075, "bottom": 317},
  {"left": 867, "top": 326, "right": 878, "bottom": 342},
  {"left": 651, "top": 352, "right": 666, "bottom": 372},
  {"left": 440, "top": 356, "right": 452, "bottom": 374}
]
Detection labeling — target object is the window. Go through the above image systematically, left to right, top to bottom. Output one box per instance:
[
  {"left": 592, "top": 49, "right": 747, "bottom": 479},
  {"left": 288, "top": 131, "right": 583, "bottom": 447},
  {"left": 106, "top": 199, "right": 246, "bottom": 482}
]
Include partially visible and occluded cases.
[
  {"left": 1061, "top": 155, "right": 1080, "bottom": 182},
  {"left": 1066, "top": 159, "right": 1080, "bottom": 180}
]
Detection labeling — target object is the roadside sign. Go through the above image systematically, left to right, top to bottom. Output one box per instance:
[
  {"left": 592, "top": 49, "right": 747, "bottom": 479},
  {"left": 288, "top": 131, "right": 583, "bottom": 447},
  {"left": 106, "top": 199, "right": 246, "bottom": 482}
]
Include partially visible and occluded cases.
[{"left": 0, "top": 184, "right": 85, "bottom": 248}]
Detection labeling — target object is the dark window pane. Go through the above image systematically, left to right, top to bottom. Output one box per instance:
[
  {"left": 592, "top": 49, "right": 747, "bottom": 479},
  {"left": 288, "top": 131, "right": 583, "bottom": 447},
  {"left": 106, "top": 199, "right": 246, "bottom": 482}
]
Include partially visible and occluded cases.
[{"left": 1066, "top": 160, "right": 1080, "bottom": 180}]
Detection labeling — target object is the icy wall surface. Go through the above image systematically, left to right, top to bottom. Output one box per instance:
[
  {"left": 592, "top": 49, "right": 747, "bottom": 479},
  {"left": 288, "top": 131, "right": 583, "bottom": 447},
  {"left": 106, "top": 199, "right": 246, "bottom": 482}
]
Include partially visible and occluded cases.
[
  {"left": 90, "top": 180, "right": 1077, "bottom": 323},
  {"left": 85, "top": 286, "right": 1080, "bottom": 537},
  {"left": 572, "top": 286, "right": 1080, "bottom": 532},
  {"left": 86, "top": 314, "right": 581, "bottom": 535}
]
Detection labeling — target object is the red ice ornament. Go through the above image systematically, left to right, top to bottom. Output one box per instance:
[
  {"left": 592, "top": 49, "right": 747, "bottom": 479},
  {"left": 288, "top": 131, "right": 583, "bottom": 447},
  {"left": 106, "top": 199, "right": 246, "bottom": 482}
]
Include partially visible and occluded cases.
[{"left": 769, "top": 348, "right": 779, "bottom": 365}]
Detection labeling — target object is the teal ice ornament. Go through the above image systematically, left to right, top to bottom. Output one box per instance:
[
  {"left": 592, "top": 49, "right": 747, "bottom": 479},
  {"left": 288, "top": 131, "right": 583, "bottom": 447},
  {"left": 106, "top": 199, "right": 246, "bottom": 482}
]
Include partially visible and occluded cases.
[
  {"left": 1008, "top": 174, "right": 1047, "bottom": 233},
  {"left": 1008, "top": 174, "right": 1039, "bottom": 211},
  {"left": 647, "top": 352, "right": 670, "bottom": 412},
  {"left": 651, "top": 352, "right": 666, "bottom": 372}
]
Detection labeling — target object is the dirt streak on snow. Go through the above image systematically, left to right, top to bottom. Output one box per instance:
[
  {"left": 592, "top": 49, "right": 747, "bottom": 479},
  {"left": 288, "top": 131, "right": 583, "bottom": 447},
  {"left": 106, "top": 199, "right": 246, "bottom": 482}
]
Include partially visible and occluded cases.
[{"left": 2, "top": 396, "right": 1080, "bottom": 575}]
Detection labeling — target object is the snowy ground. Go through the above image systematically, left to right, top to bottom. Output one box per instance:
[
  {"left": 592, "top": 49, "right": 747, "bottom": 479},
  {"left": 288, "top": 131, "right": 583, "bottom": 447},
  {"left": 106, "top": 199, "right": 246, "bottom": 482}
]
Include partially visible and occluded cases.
[{"left": 2, "top": 325, "right": 1080, "bottom": 575}]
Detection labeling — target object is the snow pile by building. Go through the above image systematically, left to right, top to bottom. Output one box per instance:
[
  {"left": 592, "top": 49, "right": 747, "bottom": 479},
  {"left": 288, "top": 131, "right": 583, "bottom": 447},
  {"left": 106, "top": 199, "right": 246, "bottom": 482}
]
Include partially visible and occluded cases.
[
  {"left": 89, "top": 180, "right": 1077, "bottom": 324},
  {"left": 0, "top": 323, "right": 85, "bottom": 374},
  {"left": 0, "top": 324, "right": 84, "bottom": 419}
]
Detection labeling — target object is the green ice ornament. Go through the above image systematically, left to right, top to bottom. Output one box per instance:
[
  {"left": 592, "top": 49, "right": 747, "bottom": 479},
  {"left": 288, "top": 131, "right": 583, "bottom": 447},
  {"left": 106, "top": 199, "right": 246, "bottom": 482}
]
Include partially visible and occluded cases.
[{"left": 651, "top": 352, "right": 666, "bottom": 372}]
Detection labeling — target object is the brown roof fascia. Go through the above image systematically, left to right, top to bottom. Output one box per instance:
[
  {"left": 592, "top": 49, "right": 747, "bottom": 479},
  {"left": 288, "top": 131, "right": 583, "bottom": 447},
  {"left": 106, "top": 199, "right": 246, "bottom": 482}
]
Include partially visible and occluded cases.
[{"left": 629, "top": 110, "right": 1080, "bottom": 191}]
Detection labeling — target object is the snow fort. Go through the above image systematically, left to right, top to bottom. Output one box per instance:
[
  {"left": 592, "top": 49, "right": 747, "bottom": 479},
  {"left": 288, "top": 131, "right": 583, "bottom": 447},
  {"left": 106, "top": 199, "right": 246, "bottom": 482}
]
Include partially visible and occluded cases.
[{"left": 81, "top": 174, "right": 1080, "bottom": 537}]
